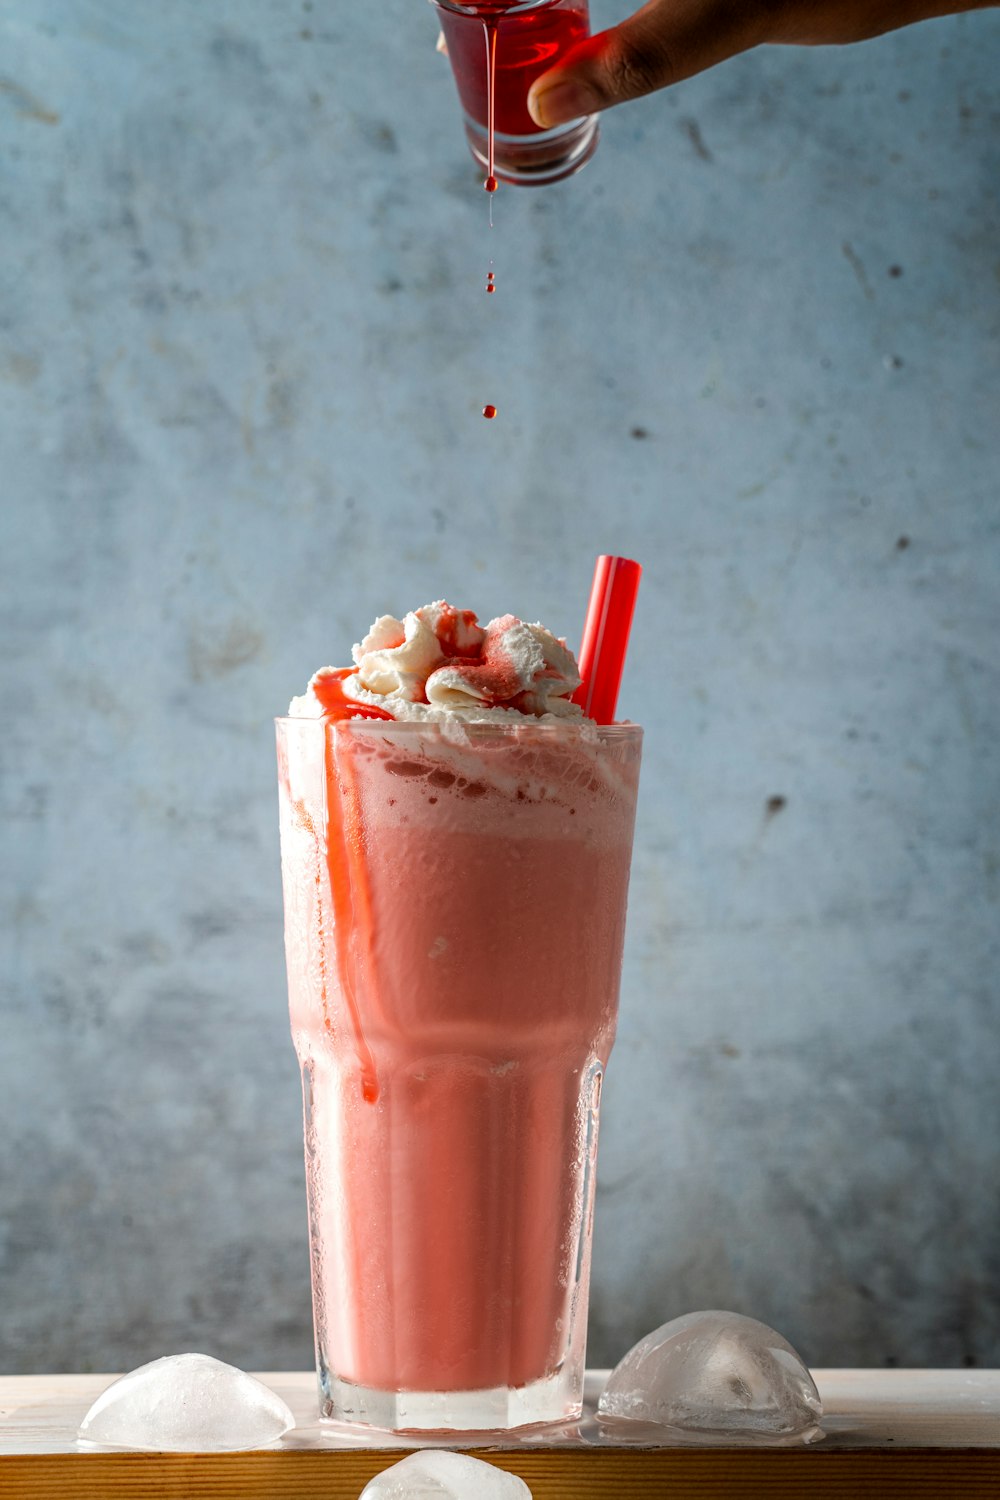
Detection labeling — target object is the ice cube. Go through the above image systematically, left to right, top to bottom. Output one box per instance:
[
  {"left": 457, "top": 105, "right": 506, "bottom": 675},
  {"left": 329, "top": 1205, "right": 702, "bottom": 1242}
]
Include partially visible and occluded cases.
[
  {"left": 598, "top": 1310, "right": 823, "bottom": 1443},
  {"left": 78, "top": 1352, "right": 295, "bottom": 1451},
  {"left": 359, "top": 1450, "right": 532, "bottom": 1499}
]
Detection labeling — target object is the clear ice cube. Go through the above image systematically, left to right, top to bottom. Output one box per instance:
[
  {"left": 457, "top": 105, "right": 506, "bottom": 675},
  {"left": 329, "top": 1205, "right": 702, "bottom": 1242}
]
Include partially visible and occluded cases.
[
  {"left": 598, "top": 1310, "right": 823, "bottom": 1443},
  {"left": 78, "top": 1352, "right": 295, "bottom": 1451},
  {"left": 359, "top": 1450, "right": 532, "bottom": 1499}
]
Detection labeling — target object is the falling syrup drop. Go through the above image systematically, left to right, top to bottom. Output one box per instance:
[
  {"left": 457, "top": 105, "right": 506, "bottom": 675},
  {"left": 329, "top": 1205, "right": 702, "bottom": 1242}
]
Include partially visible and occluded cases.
[{"left": 482, "top": 404, "right": 497, "bottom": 420}]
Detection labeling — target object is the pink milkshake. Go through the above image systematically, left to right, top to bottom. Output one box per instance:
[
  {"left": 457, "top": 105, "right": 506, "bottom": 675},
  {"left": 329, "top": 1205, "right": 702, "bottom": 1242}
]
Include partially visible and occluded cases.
[{"left": 277, "top": 602, "right": 641, "bottom": 1429}]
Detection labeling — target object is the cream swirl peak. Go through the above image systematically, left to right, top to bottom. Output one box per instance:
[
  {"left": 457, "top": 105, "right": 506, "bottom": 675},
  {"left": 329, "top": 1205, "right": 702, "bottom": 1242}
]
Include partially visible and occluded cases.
[{"left": 289, "top": 601, "right": 587, "bottom": 723}]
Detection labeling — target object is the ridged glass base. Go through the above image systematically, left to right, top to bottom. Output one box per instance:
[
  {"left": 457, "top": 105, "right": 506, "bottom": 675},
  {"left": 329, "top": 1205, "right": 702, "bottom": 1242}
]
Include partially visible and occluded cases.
[
  {"left": 464, "top": 114, "right": 599, "bottom": 185},
  {"left": 320, "top": 1365, "right": 581, "bottom": 1433}
]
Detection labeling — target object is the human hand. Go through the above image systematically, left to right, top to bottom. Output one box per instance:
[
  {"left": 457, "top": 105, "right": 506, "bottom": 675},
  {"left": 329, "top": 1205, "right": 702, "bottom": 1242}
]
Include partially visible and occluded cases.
[{"left": 527, "top": 0, "right": 996, "bottom": 127}]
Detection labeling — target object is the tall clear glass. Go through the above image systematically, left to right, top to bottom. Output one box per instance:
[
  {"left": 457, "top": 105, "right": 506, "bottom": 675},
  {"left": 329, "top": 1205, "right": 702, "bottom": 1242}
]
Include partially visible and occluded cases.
[
  {"left": 431, "top": 0, "right": 598, "bottom": 186},
  {"left": 276, "top": 718, "right": 641, "bottom": 1430}
]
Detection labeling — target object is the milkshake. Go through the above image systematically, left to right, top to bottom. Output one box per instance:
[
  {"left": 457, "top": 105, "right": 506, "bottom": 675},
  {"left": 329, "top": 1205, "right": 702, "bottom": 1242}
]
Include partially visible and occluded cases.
[{"left": 277, "top": 602, "right": 641, "bottom": 1429}]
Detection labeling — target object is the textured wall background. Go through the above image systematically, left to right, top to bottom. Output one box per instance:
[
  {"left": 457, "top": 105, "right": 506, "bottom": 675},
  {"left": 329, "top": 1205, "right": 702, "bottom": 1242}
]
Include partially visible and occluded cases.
[{"left": 2, "top": 0, "right": 999, "bottom": 1375}]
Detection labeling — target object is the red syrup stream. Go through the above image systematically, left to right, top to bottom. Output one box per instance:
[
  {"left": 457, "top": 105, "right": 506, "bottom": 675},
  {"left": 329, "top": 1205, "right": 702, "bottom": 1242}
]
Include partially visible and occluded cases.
[
  {"left": 484, "top": 15, "right": 498, "bottom": 415},
  {"left": 484, "top": 15, "right": 498, "bottom": 202}
]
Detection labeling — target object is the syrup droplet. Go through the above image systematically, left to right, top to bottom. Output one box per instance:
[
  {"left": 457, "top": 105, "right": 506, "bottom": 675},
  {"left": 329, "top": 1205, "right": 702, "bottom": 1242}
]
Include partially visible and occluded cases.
[
  {"left": 485, "top": 174, "right": 497, "bottom": 194},
  {"left": 486, "top": 270, "right": 495, "bottom": 294},
  {"left": 482, "top": 404, "right": 497, "bottom": 420}
]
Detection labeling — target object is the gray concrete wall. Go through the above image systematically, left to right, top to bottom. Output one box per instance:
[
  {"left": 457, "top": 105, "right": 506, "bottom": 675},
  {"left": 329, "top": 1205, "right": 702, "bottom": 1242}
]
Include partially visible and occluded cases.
[{"left": 2, "top": 0, "right": 998, "bottom": 1375}]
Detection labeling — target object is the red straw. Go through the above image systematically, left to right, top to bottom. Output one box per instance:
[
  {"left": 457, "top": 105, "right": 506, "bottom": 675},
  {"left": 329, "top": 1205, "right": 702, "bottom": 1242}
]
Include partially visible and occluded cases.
[{"left": 572, "top": 555, "right": 642, "bottom": 725}]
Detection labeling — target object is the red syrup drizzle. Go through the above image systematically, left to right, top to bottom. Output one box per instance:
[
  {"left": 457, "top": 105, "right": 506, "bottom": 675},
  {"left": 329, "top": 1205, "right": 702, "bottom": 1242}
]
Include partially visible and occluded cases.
[
  {"left": 482, "top": 12, "right": 500, "bottom": 416},
  {"left": 483, "top": 14, "right": 499, "bottom": 201},
  {"left": 432, "top": 603, "right": 484, "bottom": 657},
  {"left": 439, "top": 614, "right": 520, "bottom": 698},
  {"left": 310, "top": 668, "right": 394, "bottom": 722},
  {"left": 308, "top": 669, "right": 391, "bottom": 1104},
  {"left": 323, "top": 727, "right": 381, "bottom": 1104}
]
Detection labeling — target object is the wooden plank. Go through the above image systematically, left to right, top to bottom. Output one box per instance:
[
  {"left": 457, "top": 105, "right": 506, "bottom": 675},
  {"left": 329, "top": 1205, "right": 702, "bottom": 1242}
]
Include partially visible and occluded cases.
[
  {"left": 3, "top": 1369, "right": 1000, "bottom": 1499},
  {"left": 5, "top": 1369, "right": 1000, "bottom": 1453},
  {"left": 7, "top": 1370, "right": 1000, "bottom": 1452},
  {"left": 2, "top": 1448, "right": 1000, "bottom": 1500}
]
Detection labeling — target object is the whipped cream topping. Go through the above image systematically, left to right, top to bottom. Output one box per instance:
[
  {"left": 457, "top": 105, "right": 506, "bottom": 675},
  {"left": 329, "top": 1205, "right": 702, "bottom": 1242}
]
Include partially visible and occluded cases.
[{"left": 289, "top": 601, "right": 587, "bottom": 724}]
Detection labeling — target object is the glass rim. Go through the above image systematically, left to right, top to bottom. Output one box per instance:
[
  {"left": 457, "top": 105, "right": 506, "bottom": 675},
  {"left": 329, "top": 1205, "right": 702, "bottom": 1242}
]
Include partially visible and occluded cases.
[
  {"left": 429, "top": 0, "right": 566, "bottom": 16},
  {"left": 274, "top": 716, "right": 642, "bottom": 739}
]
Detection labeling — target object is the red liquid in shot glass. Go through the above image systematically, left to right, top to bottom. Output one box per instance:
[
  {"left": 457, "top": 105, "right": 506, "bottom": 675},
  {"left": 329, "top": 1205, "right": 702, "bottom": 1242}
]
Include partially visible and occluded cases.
[{"left": 439, "top": 2, "right": 589, "bottom": 140}]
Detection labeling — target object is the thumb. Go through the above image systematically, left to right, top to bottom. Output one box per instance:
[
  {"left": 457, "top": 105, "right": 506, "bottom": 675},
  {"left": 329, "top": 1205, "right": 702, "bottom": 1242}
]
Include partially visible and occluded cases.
[{"left": 528, "top": 0, "right": 767, "bottom": 127}]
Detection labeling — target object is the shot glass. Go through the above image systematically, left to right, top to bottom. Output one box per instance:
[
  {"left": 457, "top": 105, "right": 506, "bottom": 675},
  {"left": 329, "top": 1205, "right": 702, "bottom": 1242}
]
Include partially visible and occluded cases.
[
  {"left": 431, "top": 0, "right": 598, "bottom": 186},
  {"left": 276, "top": 718, "right": 642, "bottom": 1429}
]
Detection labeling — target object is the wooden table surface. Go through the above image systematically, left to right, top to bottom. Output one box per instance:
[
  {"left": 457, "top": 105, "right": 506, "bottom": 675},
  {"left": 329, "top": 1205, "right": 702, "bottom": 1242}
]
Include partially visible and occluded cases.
[{"left": 2, "top": 1368, "right": 999, "bottom": 1498}]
